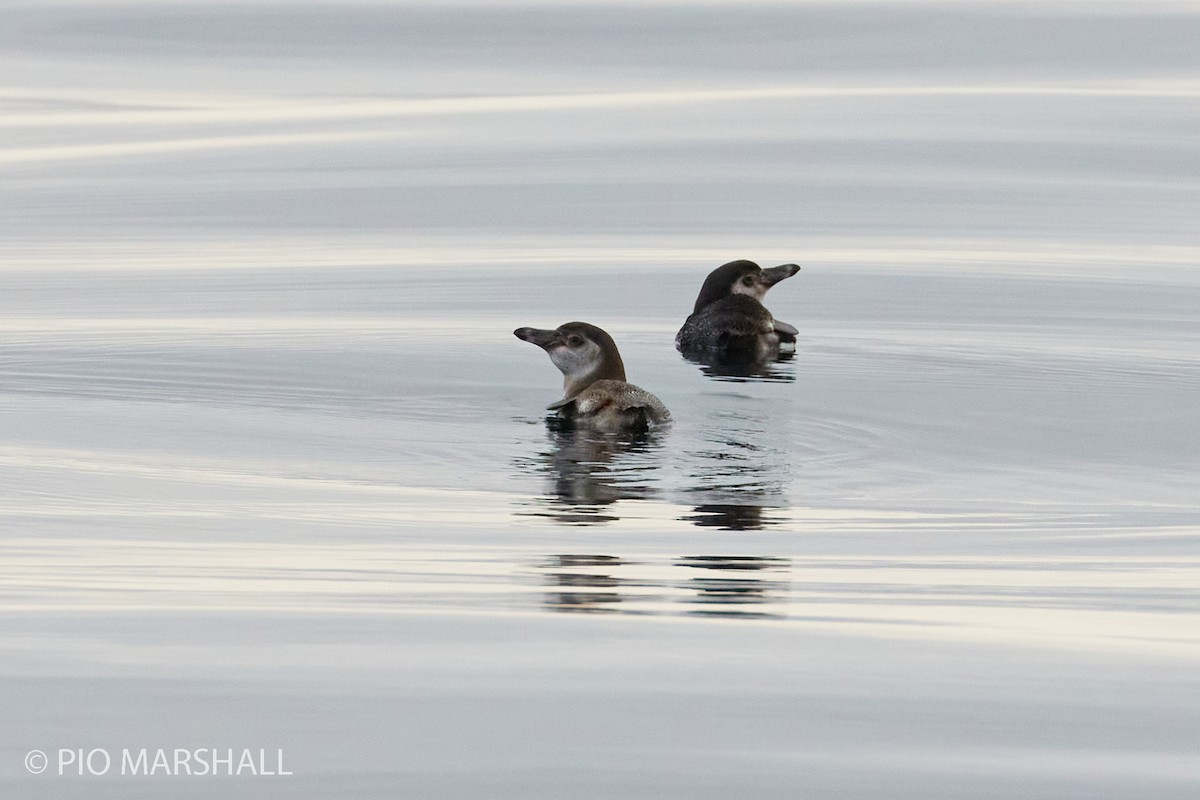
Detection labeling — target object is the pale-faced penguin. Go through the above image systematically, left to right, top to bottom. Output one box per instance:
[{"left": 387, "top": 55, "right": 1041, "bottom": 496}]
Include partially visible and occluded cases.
[
  {"left": 675, "top": 260, "right": 800, "bottom": 362},
  {"left": 514, "top": 321, "right": 671, "bottom": 434}
]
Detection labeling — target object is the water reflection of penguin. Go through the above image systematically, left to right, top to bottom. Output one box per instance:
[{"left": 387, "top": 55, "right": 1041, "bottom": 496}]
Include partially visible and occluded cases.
[
  {"left": 676, "top": 260, "right": 801, "bottom": 372},
  {"left": 515, "top": 322, "right": 671, "bottom": 433},
  {"left": 683, "top": 412, "right": 791, "bottom": 515},
  {"left": 519, "top": 425, "right": 665, "bottom": 525},
  {"left": 683, "top": 504, "right": 783, "bottom": 531},
  {"left": 539, "top": 554, "right": 790, "bottom": 618},
  {"left": 541, "top": 554, "right": 625, "bottom": 613},
  {"left": 676, "top": 556, "right": 790, "bottom": 618}
]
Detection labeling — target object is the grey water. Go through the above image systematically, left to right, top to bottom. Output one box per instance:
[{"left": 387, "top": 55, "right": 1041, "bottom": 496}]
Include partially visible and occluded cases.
[{"left": 2, "top": 1, "right": 1199, "bottom": 798}]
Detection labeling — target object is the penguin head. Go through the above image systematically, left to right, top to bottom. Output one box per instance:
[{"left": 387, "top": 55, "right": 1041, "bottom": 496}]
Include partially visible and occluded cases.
[
  {"left": 692, "top": 260, "right": 800, "bottom": 314},
  {"left": 514, "top": 321, "right": 627, "bottom": 394}
]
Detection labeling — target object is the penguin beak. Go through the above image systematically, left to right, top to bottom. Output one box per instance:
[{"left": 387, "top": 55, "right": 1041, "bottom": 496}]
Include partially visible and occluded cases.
[
  {"left": 760, "top": 263, "right": 800, "bottom": 287},
  {"left": 514, "top": 327, "right": 563, "bottom": 350}
]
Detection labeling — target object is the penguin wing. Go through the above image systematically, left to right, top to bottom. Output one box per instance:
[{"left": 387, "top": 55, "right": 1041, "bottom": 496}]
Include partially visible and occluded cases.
[
  {"left": 712, "top": 296, "right": 776, "bottom": 337},
  {"left": 722, "top": 315, "right": 775, "bottom": 337},
  {"left": 576, "top": 380, "right": 671, "bottom": 426}
]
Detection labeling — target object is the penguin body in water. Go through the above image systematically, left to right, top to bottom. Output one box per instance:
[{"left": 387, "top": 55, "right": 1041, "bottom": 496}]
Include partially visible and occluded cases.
[
  {"left": 676, "top": 260, "right": 800, "bottom": 363},
  {"left": 515, "top": 322, "right": 671, "bottom": 434}
]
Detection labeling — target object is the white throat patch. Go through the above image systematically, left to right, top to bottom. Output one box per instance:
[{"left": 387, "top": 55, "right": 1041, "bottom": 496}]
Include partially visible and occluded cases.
[
  {"left": 730, "top": 275, "right": 768, "bottom": 302},
  {"left": 547, "top": 338, "right": 604, "bottom": 382}
]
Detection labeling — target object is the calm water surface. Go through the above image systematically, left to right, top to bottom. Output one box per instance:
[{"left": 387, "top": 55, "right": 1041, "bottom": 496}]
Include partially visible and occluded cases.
[{"left": 2, "top": 1, "right": 1199, "bottom": 798}]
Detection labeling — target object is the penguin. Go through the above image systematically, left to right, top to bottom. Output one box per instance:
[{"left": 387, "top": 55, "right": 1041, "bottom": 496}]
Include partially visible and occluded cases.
[
  {"left": 675, "top": 260, "right": 800, "bottom": 363},
  {"left": 514, "top": 322, "right": 671, "bottom": 434}
]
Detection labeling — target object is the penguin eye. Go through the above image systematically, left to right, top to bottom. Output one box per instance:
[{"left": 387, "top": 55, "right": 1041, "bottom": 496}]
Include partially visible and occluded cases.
[
  {"left": 741, "top": 275, "right": 755, "bottom": 286},
  {"left": 567, "top": 335, "right": 584, "bottom": 347}
]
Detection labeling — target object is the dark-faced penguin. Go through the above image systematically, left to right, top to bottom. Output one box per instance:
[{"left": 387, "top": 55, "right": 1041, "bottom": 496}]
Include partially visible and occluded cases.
[
  {"left": 675, "top": 260, "right": 800, "bottom": 363},
  {"left": 514, "top": 321, "right": 671, "bottom": 434}
]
